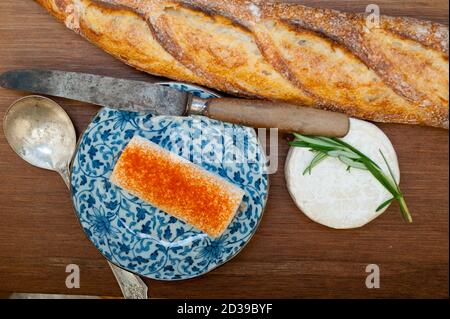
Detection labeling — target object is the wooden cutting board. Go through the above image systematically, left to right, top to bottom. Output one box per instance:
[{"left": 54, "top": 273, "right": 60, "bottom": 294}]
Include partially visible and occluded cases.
[{"left": 0, "top": 0, "right": 448, "bottom": 298}]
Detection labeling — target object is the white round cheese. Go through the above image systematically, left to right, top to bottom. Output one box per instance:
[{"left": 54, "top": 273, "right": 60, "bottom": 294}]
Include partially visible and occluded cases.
[{"left": 285, "top": 119, "right": 400, "bottom": 229}]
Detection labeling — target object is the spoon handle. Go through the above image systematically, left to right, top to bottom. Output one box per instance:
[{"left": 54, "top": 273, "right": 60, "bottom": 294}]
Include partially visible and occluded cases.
[
  {"left": 60, "top": 164, "right": 149, "bottom": 299},
  {"left": 58, "top": 165, "right": 72, "bottom": 189},
  {"left": 108, "top": 262, "right": 148, "bottom": 299}
]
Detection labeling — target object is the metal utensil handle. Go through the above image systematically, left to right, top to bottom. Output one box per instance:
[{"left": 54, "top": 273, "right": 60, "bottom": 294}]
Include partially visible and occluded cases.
[
  {"left": 59, "top": 164, "right": 148, "bottom": 299},
  {"left": 108, "top": 262, "right": 148, "bottom": 299}
]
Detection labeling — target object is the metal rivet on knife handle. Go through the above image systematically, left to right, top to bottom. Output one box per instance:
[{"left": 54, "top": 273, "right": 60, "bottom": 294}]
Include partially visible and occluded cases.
[{"left": 187, "top": 96, "right": 209, "bottom": 115}]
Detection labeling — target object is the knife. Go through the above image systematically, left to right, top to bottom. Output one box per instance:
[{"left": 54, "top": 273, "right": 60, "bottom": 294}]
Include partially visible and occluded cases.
[{"left": 0, "top": 69, "right": 349, "bottom": 137}]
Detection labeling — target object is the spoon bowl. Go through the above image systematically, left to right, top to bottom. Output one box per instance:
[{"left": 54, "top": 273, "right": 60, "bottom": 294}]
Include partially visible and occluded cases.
[{"left": 3, "top": 95, "right": 76, "bottom": 184}]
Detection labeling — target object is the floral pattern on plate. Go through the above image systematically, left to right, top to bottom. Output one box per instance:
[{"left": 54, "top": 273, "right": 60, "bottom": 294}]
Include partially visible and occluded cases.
[{"left": 70, "top": 84, "right": 269, "bottom": 280}]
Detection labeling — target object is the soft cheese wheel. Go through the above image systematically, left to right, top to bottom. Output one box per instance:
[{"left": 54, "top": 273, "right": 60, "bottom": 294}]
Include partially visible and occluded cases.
[{"left": 285, "top": 119, "right": 400, "bottom": 229}]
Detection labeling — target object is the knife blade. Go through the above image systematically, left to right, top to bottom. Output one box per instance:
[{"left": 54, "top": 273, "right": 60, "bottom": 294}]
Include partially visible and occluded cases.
[
  {"left": 0, "top": 69, "right": 350, "bottom": 137},
  {"left": 0, "top": 69, "right": 188, "bottom": 116}
]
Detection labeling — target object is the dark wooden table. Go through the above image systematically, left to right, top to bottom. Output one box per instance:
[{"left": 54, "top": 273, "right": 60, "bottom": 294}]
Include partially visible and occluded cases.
[{"left": 0, "top": 0, "right": 448, "bottom": 298}]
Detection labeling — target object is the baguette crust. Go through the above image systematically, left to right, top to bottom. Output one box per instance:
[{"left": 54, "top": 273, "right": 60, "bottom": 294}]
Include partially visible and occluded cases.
[{"left": 36, "top": 0, "right": 449, "bottom": 128}]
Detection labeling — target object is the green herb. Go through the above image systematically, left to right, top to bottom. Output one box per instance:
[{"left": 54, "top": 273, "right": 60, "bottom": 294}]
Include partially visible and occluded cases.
[{"left": 289, "top": 133, "right": 412, "bottom": 223}]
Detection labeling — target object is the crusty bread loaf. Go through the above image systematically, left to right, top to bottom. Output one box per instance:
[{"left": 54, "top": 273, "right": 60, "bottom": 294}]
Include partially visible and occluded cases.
[
  {"left": 36, "top": 0, "right": 449, "bottom": 128},
  {"left": 110, "top": 136, "right": 245, "bottom": 238}
]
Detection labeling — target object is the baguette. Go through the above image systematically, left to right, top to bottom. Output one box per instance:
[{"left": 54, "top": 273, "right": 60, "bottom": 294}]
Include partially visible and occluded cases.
[
  {"left": 36, "top": 0, "right": 449, "bottom": 128},
  {"left": 110, "top": 136, "right": 245, "bottom": 238}
]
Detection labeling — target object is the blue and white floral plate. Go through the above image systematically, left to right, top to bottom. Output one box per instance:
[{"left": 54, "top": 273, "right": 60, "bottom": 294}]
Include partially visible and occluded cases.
[{"left": 70, "top": 83, "right": 269, "bottom": 280}]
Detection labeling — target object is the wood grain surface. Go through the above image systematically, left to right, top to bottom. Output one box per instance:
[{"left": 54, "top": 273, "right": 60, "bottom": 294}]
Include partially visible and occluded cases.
[{"left": 0, "top": 0, "right": 448, "bottom": 298}]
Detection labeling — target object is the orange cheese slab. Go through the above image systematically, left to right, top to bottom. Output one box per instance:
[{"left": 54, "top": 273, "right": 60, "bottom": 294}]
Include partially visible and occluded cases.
[{"left": 110, "top": 136, "right": 245, "bottom": 237}]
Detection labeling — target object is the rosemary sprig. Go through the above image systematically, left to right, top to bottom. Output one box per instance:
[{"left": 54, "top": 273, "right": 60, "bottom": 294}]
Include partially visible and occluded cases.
[{"left": 289, "top": 133, "right": 412, "bottom": 223}]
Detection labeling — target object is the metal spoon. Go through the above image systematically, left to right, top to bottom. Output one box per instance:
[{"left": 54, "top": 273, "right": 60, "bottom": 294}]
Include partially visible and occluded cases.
[{"left": 3, "top": 95, "right": 148, "bottom": 299}]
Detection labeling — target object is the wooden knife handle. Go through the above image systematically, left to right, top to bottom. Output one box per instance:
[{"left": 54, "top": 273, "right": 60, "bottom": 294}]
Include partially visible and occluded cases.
[{"left": 200, "top": 98, "right": 350, "bottom": 137}]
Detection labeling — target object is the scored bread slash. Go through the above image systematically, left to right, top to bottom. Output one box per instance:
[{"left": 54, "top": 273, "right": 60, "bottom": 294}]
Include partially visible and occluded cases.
[{"left": 110, "top": 135, "right": 245, "bottom": 238}]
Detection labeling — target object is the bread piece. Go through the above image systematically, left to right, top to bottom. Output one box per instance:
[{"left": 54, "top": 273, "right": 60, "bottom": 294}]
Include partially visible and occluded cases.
[
  {"left": 36, "top": 0, "right": 448, "bottom": 128},
  {"left": 285, "top": 118, "right": 400, "bottom": 229},
  {"left": 110, "top": 136, "right": 245, "bottom": 238}
]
